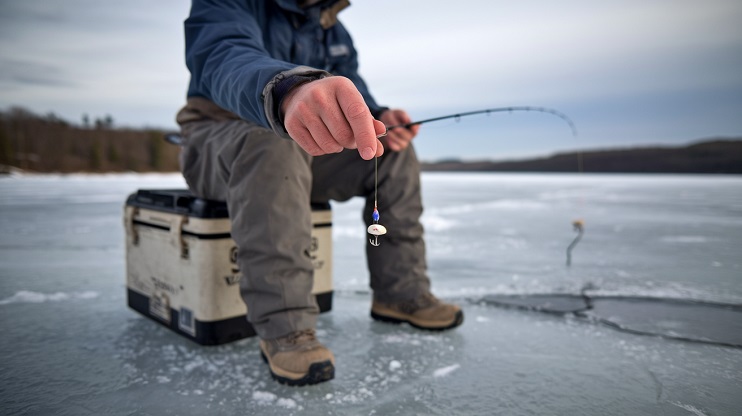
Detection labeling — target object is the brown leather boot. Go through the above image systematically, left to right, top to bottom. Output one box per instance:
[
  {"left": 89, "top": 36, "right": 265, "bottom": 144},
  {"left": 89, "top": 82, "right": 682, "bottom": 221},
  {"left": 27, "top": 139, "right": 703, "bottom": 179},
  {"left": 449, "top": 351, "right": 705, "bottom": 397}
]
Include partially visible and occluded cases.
[
  {"left": 371, "top": 292, "right": 464, "bottom": 330},
  {"left": 259, "top": 329, "right": 335, "bottom": 386}
]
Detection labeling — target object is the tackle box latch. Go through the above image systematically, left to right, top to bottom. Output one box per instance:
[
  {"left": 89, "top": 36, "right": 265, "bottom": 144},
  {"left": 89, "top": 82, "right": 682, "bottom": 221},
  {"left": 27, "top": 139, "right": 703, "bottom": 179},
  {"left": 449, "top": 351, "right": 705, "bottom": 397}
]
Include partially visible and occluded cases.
[
  {"left": 124, "top": 206, "right": 140, "bottom": 246},
  {"left": 170, "top": 215, "right": 190, "bottom": 259}
]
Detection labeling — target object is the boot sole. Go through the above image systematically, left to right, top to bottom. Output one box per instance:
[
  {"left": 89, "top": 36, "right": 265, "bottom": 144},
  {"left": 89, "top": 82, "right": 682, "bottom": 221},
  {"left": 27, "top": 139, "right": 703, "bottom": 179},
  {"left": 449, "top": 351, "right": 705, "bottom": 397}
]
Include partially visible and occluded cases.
[
  {"left": 371, "top": 310, "right": 464, "bottom": 331},
  {"left": 260, "top": 351, "right": 335, "bottom": 386}
]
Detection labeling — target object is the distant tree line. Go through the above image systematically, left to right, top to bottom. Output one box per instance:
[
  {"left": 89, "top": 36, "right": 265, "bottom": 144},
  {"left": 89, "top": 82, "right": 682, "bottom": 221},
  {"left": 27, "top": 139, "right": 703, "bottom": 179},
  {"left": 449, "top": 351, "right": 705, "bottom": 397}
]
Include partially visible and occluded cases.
[
  {"left": 2, "top": 106, "right": 740, "bottom": 174},
  {"left": 0, "top": 107, "right": 180, "bottom": 173},
  {"left": 80, "top": 113, "right": 114, "bottom": 130},
  {"left": 421, "top": 139, "right": 742, "bottom": 174}
]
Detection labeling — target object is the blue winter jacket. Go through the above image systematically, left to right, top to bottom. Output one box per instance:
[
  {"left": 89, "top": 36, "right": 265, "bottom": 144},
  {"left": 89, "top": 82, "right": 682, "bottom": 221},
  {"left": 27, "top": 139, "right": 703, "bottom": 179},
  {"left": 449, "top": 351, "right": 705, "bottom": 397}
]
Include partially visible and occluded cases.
[{"left": 182, "top": 0, "right": 384, "bottom": 138}]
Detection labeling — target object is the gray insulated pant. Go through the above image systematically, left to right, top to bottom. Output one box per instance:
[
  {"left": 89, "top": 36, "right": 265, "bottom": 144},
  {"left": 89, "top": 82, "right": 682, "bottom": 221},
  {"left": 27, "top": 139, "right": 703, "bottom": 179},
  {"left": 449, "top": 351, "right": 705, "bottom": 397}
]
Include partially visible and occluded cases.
[{"left": 180, "top": 119, "right": 431, "bottom": 339}]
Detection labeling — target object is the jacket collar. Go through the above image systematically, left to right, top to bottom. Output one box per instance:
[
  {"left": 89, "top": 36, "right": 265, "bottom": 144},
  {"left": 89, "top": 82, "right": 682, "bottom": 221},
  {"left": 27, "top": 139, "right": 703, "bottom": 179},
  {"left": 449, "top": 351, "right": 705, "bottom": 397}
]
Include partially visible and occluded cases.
[
  {"left": 273, "top": 0, "right": 345, "bottom": 15},
  {"left": 273, "top": 0, "right": 304, "bottom": 14},
  {"left": 274, "top": 0, "right": 350, "bottom": 29}
]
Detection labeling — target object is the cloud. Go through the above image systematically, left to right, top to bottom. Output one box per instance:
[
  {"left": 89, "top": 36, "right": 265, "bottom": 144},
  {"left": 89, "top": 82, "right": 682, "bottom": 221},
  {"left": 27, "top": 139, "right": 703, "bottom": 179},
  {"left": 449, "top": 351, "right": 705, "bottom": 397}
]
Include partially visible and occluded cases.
[
  {"left": 0, "top": 0, "right": 740, "bottom": 154},
  {"left": 0, "top": 0, "right": 190, "bottom": 127},
  {"left": 344, "top": 0, "right": 742, "bottom": 111},
  {"left": 0, "top": 58, "right": 79, "bottom": 88}
]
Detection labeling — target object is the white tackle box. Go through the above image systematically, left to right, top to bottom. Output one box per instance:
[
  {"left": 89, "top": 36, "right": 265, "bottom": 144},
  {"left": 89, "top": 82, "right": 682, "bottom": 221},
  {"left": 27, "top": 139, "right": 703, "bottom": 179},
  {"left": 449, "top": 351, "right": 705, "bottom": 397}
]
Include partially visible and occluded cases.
[{"left": 124, "top": 189, "right": 333, "bottom": 345}]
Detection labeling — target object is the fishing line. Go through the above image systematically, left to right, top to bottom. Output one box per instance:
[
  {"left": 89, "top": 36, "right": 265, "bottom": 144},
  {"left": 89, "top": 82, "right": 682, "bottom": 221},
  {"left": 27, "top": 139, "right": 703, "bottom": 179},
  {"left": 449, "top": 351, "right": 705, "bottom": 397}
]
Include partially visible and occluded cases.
[{"left": 367, "top": 130, "right": 388, "bottom": 246}]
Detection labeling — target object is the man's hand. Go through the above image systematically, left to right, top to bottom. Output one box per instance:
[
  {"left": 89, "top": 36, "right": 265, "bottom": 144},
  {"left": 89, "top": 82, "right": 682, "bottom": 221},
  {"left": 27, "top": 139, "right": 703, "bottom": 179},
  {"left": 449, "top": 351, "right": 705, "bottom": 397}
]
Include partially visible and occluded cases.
[
  {"left": 281, "top": 77, "right": 386, "bottom": 160},
  {"left": 379, "top": 109, "right": 420, "bottom": 152}
]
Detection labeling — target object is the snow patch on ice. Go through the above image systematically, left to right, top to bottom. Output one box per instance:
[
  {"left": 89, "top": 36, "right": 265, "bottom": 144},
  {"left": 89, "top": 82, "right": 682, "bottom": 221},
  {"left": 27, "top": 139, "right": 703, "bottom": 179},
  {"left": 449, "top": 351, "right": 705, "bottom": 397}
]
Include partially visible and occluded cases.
[
  {"left": 421, "top": 214, "right": 458, "bottom": 232},
  {"left": 660, "top": 235, "right": 710, "bottom": 244},
  {"left": 435, "top": 284, "right": 573, "bottom": 298},
  {"left": 0, "top": 290, "right": 99, "bottom": 305},
  {"left": 76, "top": 291, "right": 99, "bottom": 299},
  {"left": 382, "top": 332, "right": 442, "bottom": 346},
  {"left": 388, "top": 360, "right": 402, "bottom": 371},
  {"left": 433, "top": 364, "right": 460, "bottom": 378},
  {"left": 325, "top": 388, "right": 375, "bottom": 405},
  {"left": 252, "top": 391, "right": 277, "bottom": 404},
  {"left": 276, "top": 398, "right": 297, "bottom": 409},
  {"left": 670, "top": 401, "right": 708, "bottom": 416}
]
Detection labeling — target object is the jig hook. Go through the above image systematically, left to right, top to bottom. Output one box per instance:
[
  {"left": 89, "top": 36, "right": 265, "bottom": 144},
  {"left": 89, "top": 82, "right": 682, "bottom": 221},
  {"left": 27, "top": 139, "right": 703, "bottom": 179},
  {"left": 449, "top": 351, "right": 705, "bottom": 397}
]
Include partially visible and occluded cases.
[{"left": 368, "top": 222, "right": 387, "bottom": 246}]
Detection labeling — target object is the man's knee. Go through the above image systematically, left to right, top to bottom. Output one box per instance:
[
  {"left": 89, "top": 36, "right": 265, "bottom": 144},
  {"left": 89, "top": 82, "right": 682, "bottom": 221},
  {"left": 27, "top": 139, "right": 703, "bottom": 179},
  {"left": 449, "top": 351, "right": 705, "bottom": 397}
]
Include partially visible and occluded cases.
[{"left": 380, "top": 145, "right": 421, "bottom": 190}]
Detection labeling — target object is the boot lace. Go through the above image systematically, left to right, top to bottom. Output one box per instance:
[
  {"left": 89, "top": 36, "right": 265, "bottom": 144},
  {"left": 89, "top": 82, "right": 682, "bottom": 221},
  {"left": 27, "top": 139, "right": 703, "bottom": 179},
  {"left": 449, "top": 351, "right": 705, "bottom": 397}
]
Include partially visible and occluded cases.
[
  {"left": 397, "top": 292, "right": 439, "bottom": 314},
  {"left": 285, "top": 329, "right": 317, "bottom": 346}
]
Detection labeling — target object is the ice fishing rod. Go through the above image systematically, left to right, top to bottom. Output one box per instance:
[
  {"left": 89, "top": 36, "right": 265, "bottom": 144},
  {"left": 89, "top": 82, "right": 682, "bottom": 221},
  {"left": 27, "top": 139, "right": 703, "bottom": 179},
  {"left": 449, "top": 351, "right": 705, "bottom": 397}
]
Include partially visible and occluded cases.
[
  {"left": 386, "top": 105, "right": 584, "bottom": 266},
  {"left": 386, "top": 106, "right": 578, "bottom": 137}
]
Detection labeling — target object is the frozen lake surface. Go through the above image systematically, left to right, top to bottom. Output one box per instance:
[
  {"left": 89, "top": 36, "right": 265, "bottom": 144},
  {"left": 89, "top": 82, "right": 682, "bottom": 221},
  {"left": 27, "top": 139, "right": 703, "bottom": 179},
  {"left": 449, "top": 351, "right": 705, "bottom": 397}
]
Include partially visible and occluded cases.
[{"left": 1, "top": 172, "right": 741, "bottom": 415}]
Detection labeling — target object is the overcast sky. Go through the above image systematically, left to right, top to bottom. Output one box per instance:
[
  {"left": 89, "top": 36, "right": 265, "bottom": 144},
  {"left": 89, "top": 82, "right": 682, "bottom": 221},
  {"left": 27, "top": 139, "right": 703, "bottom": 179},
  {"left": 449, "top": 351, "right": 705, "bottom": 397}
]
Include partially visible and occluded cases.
[{"left": 1, "top": 0, "right": 741, "bottom": 161}]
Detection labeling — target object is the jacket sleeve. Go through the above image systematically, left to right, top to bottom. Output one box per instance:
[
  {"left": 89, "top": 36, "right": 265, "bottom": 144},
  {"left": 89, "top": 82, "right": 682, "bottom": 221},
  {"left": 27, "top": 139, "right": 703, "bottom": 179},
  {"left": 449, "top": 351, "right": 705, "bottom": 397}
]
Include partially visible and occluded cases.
[{"left": 185, "top": 0, "right": 329, "bottom": 136}]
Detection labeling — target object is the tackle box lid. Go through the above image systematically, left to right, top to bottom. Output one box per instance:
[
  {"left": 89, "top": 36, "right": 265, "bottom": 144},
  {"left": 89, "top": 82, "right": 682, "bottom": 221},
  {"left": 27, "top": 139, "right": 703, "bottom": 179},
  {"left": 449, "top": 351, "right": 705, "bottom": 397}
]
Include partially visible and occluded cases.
[
  {"left": 126, "top": 189, "right": 330, "bottom": 219},
  {"left": 126, "top": 189, "right": 227, "bottom": 218}
]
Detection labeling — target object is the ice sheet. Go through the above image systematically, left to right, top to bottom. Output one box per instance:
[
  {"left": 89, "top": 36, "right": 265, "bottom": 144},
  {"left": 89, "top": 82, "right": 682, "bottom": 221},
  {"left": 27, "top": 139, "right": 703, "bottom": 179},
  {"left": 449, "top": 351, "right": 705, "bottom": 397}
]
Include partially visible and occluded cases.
[{"left": 1, "top": 173, "right": 741, "bottom": 415}]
